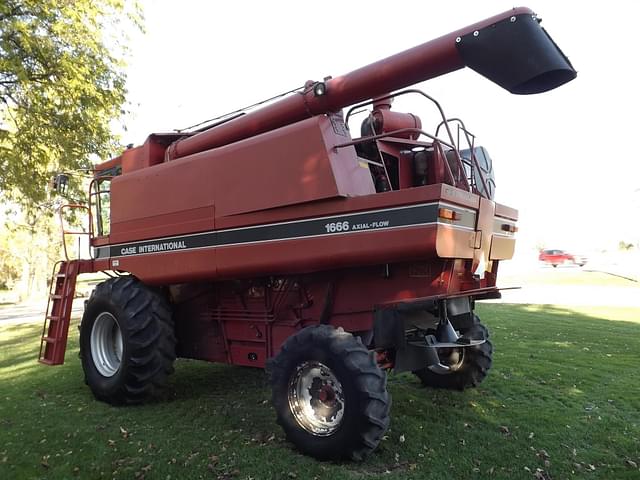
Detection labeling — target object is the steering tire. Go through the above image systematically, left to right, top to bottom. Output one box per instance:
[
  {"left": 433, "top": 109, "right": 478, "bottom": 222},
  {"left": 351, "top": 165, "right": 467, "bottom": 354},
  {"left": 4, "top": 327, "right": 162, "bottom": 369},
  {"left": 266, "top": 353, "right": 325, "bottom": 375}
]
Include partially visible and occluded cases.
[{"left": 267, "top": 325, "right": 390, "bottom": 461}]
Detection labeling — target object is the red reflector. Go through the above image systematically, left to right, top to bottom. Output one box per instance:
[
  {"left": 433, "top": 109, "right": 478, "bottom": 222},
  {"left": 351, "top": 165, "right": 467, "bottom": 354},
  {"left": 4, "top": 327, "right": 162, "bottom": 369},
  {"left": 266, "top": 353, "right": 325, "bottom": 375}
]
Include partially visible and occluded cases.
[{"left": 501, "top": 223, "right": 518, "bottom": 233}]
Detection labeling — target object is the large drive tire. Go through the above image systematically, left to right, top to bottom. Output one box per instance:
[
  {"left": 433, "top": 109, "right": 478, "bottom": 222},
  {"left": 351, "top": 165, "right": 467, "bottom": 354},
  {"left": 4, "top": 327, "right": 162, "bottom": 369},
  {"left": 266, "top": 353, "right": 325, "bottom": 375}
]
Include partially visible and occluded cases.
[
  {"left": 80, "top": 276, "right": 176, "bottom": 405},
  {"left": 413, "top": 315, "right": 492, "bottom": 390},
  {"left": 267, "top": 325, "right": 390, "bottom": 461}
]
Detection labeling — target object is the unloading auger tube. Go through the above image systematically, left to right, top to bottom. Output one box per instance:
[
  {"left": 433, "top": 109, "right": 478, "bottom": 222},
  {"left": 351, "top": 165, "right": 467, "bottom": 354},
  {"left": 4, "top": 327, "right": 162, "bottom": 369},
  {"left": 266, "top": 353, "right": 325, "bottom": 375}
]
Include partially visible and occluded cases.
[{"left": 165, "top": 6, "right": 576, "bottom": 160}]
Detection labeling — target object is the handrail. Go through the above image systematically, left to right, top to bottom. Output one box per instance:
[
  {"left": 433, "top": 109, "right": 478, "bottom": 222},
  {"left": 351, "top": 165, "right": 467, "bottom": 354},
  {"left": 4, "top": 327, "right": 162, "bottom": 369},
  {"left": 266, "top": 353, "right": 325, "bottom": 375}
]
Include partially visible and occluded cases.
[
  {"left": 344, "top": 89, "right": 484, "bottom": 195},
  {"left": 344, "top": 89, "right": 460, "bottom": 153},
  {"left": 436, "top": 117, "right": 491, "bottom": 197},
  {"left": 334, "top": 127, "right": 456, "bottom": 151},
  {"left": 333, "top": 128, "right": 470, "bottom": 190},
  {"left": 335, "top": 128, "right": 460, "bottom": 188},
  {"left": 89, "top": 177, "right": 112, "bottom": 237},
  {"left": 58, "top": 204, "right": 92, "bottom": 261}
]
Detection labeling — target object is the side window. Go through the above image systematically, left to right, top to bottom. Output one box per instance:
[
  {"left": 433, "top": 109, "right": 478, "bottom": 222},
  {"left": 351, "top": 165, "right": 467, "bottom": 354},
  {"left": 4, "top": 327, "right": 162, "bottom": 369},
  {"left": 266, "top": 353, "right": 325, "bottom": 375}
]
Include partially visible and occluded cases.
[{"left": 94, "top": 178, "right": 112, "bottom": 236}]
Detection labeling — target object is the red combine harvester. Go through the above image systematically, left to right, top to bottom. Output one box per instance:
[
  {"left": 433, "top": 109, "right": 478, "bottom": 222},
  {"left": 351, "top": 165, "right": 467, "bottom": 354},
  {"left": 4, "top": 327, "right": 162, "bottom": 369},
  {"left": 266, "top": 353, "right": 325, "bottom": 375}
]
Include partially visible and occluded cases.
[{"left": 41, "top": 7, "right": 575, "bottom": 460}]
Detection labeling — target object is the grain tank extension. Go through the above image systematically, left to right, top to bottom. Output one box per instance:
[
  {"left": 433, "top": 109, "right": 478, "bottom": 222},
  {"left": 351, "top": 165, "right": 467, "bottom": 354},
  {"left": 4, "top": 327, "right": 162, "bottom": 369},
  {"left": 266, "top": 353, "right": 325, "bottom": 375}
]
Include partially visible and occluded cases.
[{"left": 41, "top": 7, "right": 575, "bottom": 460}]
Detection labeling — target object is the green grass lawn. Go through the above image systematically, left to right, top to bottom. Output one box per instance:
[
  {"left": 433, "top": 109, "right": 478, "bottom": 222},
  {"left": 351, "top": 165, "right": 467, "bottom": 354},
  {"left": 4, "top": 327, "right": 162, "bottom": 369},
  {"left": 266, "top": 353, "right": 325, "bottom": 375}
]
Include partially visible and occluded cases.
[{"left": 1, "top": 304, "right": 639, "bottom": 479}]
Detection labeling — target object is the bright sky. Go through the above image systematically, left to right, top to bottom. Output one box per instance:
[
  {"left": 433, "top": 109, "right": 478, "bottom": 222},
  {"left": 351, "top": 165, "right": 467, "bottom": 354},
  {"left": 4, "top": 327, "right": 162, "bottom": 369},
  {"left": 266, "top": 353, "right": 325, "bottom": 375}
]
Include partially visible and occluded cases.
[{"left": 123, "top": 0, "right": 640, "bottom": 252}]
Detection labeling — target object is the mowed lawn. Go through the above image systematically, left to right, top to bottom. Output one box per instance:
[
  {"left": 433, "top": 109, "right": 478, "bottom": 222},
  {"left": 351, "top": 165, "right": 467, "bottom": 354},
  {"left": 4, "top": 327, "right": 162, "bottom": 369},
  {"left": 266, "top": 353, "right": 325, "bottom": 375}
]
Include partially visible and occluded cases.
[{"left": 1, "top": 303, "right": 639, "bottom": 479}]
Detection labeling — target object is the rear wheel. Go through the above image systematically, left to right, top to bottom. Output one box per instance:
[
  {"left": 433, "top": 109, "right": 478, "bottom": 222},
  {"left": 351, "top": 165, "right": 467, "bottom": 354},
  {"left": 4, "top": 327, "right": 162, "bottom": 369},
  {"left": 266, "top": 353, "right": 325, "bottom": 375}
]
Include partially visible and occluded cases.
[
  {"left": 80, "top": 276, "right": 176, "bottom": 404},
  {"left": 413, "top": 315, "right": 492, "bottom": 390},
  {"left": 267, "top": 325, "right": 390, "bottom": 461}
]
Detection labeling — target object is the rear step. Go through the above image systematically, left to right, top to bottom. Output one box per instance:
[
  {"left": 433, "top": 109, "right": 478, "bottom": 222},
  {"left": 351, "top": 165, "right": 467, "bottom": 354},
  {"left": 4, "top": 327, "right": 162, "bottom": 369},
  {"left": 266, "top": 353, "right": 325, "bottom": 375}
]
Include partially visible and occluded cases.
[{"left": 38, "top": 260, "right": 80, "bottom": 365}]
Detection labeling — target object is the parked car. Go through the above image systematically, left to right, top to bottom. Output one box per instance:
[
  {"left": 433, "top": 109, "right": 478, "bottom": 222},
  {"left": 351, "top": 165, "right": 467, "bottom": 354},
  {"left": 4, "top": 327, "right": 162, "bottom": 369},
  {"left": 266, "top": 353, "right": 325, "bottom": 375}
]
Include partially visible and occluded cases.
[{"left": 538, "top": 249, "right": 587, "bottom": 267}]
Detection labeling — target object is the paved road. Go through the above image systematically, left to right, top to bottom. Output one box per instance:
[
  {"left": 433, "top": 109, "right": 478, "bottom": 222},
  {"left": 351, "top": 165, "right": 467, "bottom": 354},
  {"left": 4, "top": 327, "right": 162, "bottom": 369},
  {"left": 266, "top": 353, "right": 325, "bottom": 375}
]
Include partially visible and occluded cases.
[
  {"left": 496, "top": 284, "right": 640, "bottom": 307},
  {"left": 0, "top": 298, "right": 85, "bottom": 325}
]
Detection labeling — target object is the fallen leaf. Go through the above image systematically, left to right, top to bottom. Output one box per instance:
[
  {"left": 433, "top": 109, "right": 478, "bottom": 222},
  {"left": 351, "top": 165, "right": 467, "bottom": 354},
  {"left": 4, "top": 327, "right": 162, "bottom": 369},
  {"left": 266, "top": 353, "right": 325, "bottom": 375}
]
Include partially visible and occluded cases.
[
  {"left": 119, "top": 426, "right": 129, "bottom": 439},
  {"left": 499, "top": 426, "right": 510, "bottom": 435},
  {"left": 399, "top": 434, "right": 405, "bottom": 443},
  {"left": 537, "top": 449, "right": 550, "bottom": 460},
  {"left": 625, "top": 460, "right": 638, "bottom": 469},
  {"left": 534, "top": 468, "right": 552, "bottom": 480}
]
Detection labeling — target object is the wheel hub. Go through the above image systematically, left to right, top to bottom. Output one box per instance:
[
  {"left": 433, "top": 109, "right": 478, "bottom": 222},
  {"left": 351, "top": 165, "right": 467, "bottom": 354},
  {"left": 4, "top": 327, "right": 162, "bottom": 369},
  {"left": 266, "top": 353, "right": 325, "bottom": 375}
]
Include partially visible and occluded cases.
[
  {"left": 90, "top": 312, "right": 123, "bottom": 377},
  {"left": 437, "top": 347, "right": 465, "bottom": 372},
  {"left": 287, "top": 361, "right": 345, "bottom": 436}
]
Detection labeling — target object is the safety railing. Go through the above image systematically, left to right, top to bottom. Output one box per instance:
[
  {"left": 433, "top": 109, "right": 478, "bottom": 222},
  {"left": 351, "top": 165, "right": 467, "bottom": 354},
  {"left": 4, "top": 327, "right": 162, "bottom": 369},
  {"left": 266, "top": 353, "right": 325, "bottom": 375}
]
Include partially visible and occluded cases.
[
  {"left": 344, "top": 88, "right": 492, "bottom": 198},
  {"left": 88, "top": 177, "right": 112, "bottom": 237},
  {"left": 58, "top": 204, "right": 92, "bottom": 261}
]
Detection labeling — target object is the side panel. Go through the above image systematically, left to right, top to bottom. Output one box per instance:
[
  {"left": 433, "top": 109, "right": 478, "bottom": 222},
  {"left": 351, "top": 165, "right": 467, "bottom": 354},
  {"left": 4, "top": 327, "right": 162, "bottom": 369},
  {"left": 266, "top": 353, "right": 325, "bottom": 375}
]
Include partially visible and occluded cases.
[
  {"left": 210, "top": 115, "right": 374, "bottom": 216},
  {"left": 110, "top": 154, "right": 217, "bottom": 243},
  {"left": 102, "top": 186, "right": 480, "bottom": 284}
]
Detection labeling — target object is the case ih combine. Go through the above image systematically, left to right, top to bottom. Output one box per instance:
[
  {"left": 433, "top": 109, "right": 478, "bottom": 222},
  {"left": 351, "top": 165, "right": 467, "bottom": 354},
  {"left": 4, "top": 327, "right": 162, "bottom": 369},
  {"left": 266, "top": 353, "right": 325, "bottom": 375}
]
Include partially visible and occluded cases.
[{"left": 41, "top": 7, "right": 575, "bottom": 460}]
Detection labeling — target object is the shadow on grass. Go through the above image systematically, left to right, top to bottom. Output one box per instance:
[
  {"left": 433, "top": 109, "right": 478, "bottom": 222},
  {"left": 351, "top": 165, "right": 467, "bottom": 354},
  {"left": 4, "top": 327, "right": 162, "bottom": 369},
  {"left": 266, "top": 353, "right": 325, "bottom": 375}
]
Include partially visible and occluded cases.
[{"left": 1, "top": 304, "right": 640, "bottom": 480}]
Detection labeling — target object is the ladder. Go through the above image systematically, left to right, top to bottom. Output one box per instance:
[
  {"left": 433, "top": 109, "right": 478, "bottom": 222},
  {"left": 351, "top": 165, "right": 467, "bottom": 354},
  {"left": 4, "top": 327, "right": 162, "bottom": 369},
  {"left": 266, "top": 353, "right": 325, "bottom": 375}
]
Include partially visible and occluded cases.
[{"left": 38, "top": 260, "right": 80, "bottom": 365}]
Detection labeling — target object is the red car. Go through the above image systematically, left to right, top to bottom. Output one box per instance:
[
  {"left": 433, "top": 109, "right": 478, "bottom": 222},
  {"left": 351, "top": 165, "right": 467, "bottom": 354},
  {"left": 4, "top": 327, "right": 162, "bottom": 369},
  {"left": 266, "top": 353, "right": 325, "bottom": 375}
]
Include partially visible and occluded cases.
[{"left": 538, "top": 249, "right": 587, "bottom": 267}]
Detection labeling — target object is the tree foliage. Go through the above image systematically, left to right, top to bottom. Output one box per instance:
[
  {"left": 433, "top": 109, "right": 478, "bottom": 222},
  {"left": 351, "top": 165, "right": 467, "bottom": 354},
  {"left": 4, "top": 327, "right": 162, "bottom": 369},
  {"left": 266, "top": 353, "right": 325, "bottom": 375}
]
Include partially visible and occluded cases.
[{"left": 0, "top": 0, "right": 141, "bottom": 207}]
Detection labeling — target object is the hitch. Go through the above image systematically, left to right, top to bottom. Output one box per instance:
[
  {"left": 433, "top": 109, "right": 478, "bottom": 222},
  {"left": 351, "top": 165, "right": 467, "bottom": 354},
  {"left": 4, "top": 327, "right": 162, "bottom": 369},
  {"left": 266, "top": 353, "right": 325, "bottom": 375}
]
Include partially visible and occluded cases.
[{"left": 408, "top": 300, "right": 486, "bottom": 374}]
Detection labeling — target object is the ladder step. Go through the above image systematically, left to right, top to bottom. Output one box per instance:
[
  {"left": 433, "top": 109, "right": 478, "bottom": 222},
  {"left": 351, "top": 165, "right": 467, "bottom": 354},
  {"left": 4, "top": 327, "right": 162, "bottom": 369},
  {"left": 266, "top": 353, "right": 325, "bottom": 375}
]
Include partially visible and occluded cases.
[
  {"left": 56, "top": 273, "right": 67, "bottom": 278},
  {"left": 50, "top": 294, "right": 63, "bottom": 300},
  {"left": 46, "top": 315, "right": 61, "bottom": 322},
  {"left": 42, "top": 336, "right": 58, "bottom": 343}
]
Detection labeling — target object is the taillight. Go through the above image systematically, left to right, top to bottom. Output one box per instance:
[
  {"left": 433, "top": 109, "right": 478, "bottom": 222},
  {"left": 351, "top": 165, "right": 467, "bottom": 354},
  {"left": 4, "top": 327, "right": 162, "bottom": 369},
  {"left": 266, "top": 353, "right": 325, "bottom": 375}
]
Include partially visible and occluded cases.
[{"left": 438, "top": 208, "right": 461, "bottom": 221}]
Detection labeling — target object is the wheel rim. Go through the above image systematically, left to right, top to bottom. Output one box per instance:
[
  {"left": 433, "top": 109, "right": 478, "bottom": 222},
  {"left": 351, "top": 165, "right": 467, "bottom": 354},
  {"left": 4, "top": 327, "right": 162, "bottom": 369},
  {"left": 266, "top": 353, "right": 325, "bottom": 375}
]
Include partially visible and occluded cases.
[
  {"left": 90, "top": 312, "right": 123, "bottom": 377},
  {"left": 437, "top": 347, "right": 465, "bottom": 373},
  {"left": 287, "top": 361, "right": 345, "bottom": 436}
]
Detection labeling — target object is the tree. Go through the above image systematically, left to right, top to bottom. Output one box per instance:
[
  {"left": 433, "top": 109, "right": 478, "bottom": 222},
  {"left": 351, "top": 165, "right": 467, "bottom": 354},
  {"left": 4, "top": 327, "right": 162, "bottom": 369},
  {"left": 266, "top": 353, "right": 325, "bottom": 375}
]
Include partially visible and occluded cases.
[
  {"left": 0, "top": 0, "right": 141, "bottom": 207},
  {"left": 0, "top": 1, "right": 141, "bottom": 298}
]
